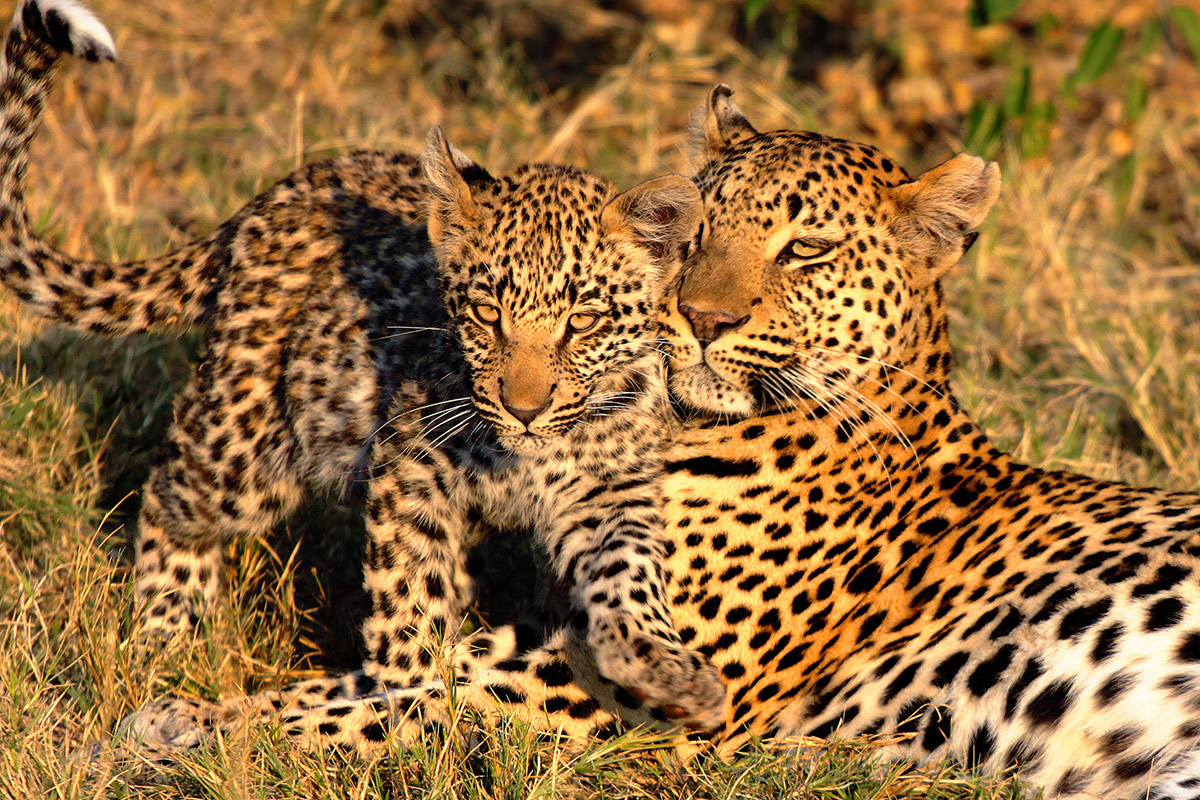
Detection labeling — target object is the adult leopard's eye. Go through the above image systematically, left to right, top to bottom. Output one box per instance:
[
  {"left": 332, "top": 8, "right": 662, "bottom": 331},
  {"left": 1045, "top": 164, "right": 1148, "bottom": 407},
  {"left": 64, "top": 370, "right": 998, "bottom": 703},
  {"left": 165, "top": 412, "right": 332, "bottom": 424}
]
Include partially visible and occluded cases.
[
  {"left": 778, "top": 237, "right": 835, "bottom": 265},
  {"left": 470, "top": 303, "right": 500, "bottom": 325},
  {"left": 567, "top": 312, "right": 599, "bottom": 334}
]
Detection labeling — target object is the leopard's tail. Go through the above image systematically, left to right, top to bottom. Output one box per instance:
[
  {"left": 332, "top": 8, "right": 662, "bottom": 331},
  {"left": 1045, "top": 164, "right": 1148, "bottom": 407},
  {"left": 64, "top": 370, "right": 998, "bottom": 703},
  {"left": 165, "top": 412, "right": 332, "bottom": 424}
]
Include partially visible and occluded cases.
[{"left": 0, "top": 0, "right": 224, "bottom": 334}]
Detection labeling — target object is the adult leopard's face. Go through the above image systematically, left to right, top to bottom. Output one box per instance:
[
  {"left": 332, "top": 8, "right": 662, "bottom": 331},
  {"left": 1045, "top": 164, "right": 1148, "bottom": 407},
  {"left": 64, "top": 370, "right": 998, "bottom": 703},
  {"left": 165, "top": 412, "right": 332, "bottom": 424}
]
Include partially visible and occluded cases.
[
  {"left": 666, "top": 86, "right": 999, "bottom": 418},
  {"left": 421, "top": 129, "right": 701, "bottom": 453}
]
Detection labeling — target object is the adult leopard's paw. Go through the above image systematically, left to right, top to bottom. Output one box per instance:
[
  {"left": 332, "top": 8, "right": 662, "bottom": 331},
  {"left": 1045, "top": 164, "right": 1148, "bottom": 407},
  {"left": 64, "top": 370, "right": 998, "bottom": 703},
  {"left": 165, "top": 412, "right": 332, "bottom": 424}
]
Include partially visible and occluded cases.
[
  {"left": 589, "top": 612, "right": 727, "bottom": 730},
  {"left": 627, "top": 634, "right": 727, "bottom": 730},
  {"left": 71, "top": 696, "right": 236, "bottom": 780}
]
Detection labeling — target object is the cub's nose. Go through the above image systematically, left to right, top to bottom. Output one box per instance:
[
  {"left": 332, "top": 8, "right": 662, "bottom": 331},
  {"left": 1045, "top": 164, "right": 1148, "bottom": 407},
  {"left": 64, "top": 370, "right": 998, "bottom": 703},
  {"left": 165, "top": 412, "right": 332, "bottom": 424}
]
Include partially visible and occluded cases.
[
  {"left": 679, "top": 303, "right": 749, "bottom": 344},
  {"left": 499, "top": 380, "right": 555, "bottom": 427},
  {"left": 504, "top": 398, "right": 551, "bottom": 427}
]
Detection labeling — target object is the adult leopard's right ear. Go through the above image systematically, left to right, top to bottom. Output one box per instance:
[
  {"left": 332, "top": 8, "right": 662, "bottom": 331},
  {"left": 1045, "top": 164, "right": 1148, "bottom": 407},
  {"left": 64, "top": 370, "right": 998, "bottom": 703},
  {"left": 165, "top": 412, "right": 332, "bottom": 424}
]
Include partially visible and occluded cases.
[
  {"left": 690, "top": 85, "right": 759, "bottom": 165},
  {"left": 420, "top": 127, "right": 495, "bottom": 245},
  {"left": 885, "top": 153, "right": 1001, "bottom": 287}
]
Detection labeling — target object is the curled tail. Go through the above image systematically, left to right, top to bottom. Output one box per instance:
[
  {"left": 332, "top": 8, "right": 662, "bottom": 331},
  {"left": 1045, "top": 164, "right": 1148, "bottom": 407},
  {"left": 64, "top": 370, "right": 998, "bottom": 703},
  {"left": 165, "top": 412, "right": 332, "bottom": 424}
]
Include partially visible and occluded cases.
[{"left": 0, "top": 0, "right": 223, "bottom": 334}]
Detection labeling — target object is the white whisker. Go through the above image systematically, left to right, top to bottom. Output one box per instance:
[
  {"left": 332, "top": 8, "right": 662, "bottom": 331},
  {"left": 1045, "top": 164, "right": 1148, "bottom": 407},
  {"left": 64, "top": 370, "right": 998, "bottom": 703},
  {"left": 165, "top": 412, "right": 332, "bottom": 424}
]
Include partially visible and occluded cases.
[
  {"left": 370, "top": 326, "right": 445, "bottom": 342},
  {"left": 804, "top": 344, "right": 948, "bottom": 400},
  {"left": 787, "top": 354, "right": 920, "bottom": 465},
  {"left": 773, "top": 364, "right": 900, "bottom": 498},
  {"left": 789, "top": 367, "right": 897, "bottom": 498},
  {"left": 371, "top": 396, "right": 472, "bottom": 433},
  {"left": 377, "top": 402, "right": 473, "bottom": 450}
]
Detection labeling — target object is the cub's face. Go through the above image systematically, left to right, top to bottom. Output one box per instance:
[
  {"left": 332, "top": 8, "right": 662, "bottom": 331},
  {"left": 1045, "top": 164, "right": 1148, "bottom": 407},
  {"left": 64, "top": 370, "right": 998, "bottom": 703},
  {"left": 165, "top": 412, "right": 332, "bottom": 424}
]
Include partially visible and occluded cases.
[
  {"left": 666, "top": 88, "right": 999, "bottom": 418},
  {"left": 421, "top": 131, "right": 702, "bottom": 453},
  {"left": 441, "top": 167, "right": 664, "bottom": 450}
]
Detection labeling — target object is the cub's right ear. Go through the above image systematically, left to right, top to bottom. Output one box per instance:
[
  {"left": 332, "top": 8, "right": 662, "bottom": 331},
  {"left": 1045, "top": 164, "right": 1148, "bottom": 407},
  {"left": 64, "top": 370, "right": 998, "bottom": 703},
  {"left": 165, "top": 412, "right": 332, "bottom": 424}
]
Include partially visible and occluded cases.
[
  {"left": 420, "top": 127, "right": 495, "bottom": 246},
  {"left": 601, "top": 174, "right": 703, "bottom": 273}
]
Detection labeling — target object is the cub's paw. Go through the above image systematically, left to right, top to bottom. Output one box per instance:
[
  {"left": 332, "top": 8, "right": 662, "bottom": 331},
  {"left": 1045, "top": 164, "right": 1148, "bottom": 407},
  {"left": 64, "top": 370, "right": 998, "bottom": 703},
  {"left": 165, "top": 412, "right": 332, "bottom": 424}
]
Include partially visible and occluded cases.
[
  {"left": 588, "top": 613, "right": 727, "bottom": 730},
  {"left": 113, "top": 695, "right": 227, "bottom": 754},
  {"left": 72, "top": 696, "right": 234, "bottom": 779}
]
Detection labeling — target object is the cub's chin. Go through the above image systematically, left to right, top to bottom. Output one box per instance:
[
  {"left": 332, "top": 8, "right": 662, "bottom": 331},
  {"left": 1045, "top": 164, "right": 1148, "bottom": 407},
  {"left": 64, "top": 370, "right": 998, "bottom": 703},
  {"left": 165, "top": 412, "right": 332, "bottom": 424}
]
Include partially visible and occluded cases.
[
  {"left": 668, "top": 363, "right": 757, "bottom": 419},
  {"left": 497, "top": 431, "right": 560, "bottom": 456}
]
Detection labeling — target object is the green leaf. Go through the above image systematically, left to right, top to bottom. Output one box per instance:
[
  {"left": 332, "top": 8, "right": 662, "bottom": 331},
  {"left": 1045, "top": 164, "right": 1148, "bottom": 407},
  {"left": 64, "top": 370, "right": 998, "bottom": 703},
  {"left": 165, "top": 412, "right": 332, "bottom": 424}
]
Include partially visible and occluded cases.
[
  {"left": 744, "top": 0, "right": 770, "bottom": 27},
  {"left": 969, "top": 0, "right": 1021, "bottom": 27},
  {"left": 1168, "top": 5, "right": 1200, "bottom": 62},
  {"left": 1035, "top": 12, "right": 1061, "bottom": 41},
  {"left": 1138, "top": 17, "right": 1163, "bottom": 56},
  {"left": 1069, "top": 22, "right": 1125, "bottom": 87},
  {"left": 1002, "top": 65, "right": 1031, "bottom": 118},
  {"left": 1125, "top": 73, "right": 1148, "bottom": 122},
  {"left": 1019, "top": 100, "right": 1056, "bottom": 158},
  {"left": 964, "top": 101, "right": 1004, "bottom": 156}
]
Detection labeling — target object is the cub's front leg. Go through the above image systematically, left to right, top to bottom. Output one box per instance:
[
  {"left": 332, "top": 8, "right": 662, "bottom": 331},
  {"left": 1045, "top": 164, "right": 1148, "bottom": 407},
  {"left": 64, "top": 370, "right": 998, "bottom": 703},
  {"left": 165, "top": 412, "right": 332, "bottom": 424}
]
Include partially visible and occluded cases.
[
  {"left": 359, "top": 431, "right": 479, "bottom": 688},
  {"left": 545, "top": 463, "right": 727, "bottom": 730}
]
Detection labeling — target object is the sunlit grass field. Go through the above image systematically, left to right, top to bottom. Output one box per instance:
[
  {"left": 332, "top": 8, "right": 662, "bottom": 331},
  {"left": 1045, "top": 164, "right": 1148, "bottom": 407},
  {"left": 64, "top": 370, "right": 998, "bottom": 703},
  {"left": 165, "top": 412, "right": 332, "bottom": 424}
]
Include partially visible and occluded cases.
[{"left": 1, "top": 0, "right": 1198, "bottom": 796}]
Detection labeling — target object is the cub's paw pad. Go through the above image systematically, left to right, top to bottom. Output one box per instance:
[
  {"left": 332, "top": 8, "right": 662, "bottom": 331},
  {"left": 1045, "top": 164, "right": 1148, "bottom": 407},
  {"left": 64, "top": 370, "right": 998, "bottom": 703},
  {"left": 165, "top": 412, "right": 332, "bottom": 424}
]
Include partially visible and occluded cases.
[
  {"left": 589, "top": 616, "right": 726, "bottom": 729},
  {"left": 629, "top": 636, "right": 726, "bottom": 729}
]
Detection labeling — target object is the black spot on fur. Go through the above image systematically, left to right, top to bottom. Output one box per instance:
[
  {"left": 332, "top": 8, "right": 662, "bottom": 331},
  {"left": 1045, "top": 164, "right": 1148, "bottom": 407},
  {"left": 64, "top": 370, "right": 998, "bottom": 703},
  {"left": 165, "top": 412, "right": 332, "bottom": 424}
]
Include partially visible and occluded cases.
[
  {"left": 1145, "top": 596, "right": 1185, "bottom": 632},
  {"left": 1058, "top": 597, "right": 1112, "bottom": 640},
  {"left": 1178, "top": 632, "right": 1200, "bottom": 663},
  {"left": 967, "top": 644, "right": 1016, "bottom": 697},
  {"left": 931, "top": 651, "right": 970, "bottom": 688},
  {"left": 535, "top": 661, "right": 574, "bottom": 687},
  {"left": 1095, "top": 672, "right": 1132, "bottom": 707},
  {"left": 1025, "top": 679, "right": 1073, "bottom": 726},
  {"left": 921, "top": 707, "right": 952, "bottom": 752},
  {"left": 966, "top": 725, "right": 996, "bottom": 769}
]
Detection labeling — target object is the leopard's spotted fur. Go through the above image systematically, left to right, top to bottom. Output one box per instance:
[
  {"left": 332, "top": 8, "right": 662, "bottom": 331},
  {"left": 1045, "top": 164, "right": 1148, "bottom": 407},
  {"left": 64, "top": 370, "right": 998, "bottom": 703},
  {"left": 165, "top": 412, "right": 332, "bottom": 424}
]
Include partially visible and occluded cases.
[
  {"left": 0, "top": 0, "right": 725, "bottom": 729},
  {"left": 23, "top": 6, "right": 1200, "bottom": 795},
  {"left": 127, "top": 88, "right": 1200, "bottom": 800}
]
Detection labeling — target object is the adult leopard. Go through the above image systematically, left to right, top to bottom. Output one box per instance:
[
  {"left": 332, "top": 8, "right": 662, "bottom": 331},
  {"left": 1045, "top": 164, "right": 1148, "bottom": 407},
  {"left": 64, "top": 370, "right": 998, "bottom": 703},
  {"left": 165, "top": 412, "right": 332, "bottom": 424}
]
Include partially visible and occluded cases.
[
  {"left": 0, "top": 0, "right": 726, "bottom": 727},
  {"left": 126, "top": 87, "right": 1200, "bottom": 799}
]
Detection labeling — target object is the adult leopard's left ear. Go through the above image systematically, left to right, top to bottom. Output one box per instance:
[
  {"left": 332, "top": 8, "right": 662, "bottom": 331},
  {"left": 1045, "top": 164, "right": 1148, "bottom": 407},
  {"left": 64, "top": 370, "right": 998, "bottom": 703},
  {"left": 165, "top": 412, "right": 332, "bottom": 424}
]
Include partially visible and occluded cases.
[
  {"left": 688, "top": 85, "right": 760, "bottom": 167},
  {"left": 420, "top": 126, "right": 496, "bottom": 247},
  {"left": 886, "top": 153, "right": 1000, "bottom": 287},
  {"left": 601, "top": 175, "right": 704, "bottom": 270}
]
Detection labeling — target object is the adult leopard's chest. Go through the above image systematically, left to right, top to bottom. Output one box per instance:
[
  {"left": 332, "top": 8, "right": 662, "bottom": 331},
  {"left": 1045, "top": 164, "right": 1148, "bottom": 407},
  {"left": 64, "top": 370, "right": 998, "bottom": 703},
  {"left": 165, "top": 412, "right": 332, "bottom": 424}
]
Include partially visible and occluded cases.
[{"left": 655, "top": 413, "right": 987, "bottom": 733}]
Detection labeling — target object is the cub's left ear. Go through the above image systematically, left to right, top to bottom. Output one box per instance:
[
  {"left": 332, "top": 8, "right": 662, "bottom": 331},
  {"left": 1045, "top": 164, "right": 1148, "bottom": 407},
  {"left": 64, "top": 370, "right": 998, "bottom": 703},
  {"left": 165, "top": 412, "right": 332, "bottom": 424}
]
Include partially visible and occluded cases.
[
  {"left": 420, "top": 126, "right": 496, "bottom": 248},
  {"left": 886, "top": 153, "right": 1000, "bottom": 287},
  {"left": 601, "top": 175, "right": 704, "bottom": 269}
]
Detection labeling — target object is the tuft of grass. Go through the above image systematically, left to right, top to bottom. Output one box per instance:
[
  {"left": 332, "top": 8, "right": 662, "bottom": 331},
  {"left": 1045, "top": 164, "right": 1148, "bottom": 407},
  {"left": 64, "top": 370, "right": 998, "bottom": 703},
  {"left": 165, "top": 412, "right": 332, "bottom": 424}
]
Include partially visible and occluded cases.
[{"left": 0, "top": 0, "right": 1197, "bottom": 797}]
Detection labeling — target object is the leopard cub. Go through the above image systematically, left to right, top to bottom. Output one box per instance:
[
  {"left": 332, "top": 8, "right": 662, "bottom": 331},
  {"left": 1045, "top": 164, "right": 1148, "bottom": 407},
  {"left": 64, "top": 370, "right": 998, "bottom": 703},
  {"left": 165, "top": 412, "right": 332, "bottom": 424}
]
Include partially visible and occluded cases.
[
  {"left": 0, "top": 0, "right": 724, "bottom": 731},
  {"left": 356, "top": 128, "right": 725, "bottom": 728}
]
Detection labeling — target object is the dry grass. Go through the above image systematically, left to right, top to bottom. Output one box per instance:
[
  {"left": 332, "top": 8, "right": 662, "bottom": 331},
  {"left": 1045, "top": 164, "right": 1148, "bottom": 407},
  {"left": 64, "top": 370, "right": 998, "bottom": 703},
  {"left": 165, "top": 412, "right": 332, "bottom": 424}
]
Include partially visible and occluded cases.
[{"left": 1, "top": 0, "right": 1198, "bottom": 796}]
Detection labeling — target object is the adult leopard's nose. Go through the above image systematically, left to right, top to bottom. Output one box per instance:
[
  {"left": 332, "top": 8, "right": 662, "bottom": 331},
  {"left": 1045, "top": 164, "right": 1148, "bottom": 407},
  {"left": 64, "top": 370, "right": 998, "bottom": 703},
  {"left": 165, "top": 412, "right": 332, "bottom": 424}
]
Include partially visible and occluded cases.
[{"left": 679, "top": 302, "right": 749, "bottom": 344}]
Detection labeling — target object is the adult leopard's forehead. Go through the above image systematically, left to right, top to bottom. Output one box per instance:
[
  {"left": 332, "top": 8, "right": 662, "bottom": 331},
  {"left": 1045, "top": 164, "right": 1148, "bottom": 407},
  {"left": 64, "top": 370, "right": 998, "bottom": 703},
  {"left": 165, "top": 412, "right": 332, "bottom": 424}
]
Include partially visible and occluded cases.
[
  {"left": 696, "top": 132, "right": 911, "bottom": 228},
  {"left": 468, "top": 164, "right": 638, "bottom": 311}
]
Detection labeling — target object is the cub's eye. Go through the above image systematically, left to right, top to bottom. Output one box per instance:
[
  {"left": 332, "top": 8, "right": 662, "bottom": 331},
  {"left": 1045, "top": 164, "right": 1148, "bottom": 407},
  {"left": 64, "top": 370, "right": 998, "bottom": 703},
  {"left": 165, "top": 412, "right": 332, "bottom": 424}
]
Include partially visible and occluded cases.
[
  {"left": 779, "top": 237, "right": 835, "bottom": 265},
  {"left": 470, "top": 303, "right": 500, "bottom": 325},
  {"left": 567, "top": 312, "right": 599, "bottom": 334}
]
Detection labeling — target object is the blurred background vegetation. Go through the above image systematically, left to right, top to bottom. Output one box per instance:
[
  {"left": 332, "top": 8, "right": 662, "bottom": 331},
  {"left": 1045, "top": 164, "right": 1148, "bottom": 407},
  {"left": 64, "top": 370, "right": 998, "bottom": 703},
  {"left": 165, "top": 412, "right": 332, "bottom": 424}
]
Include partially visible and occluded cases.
[{"left": 0, "top": 0, "right": 1197, "bottom": 796}]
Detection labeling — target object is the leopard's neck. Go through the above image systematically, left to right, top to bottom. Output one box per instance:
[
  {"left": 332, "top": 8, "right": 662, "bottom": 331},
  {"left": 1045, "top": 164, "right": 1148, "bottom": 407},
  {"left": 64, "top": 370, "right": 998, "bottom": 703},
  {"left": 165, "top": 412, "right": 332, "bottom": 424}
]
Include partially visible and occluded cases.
[{"left": 666, "top": 312, "right": 1020, "bottom": 545}]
